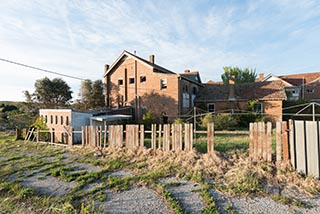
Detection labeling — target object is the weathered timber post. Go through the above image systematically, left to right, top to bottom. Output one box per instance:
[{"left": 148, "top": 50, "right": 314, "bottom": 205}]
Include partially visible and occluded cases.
[
  {"left": 276, "top": 121, "right": 282, "bottom": 163},
  {"left": 282, "top": 121, "right": 289, "bottom": 161},
  {"left": 267, "top": 122, "right": 272, "bottom": 162},
  {"left": 207, "top": 123, "right": 214, "bottom": 153},
  {"left": 249, "top": 123, "right": 254, "bottom": 158},
  {"left": 140, "top": 125, "right": 144, "bottom": 147},
  {"left": 82, "top": 126, "right": 85, "bottom": 147},
  {"left": 15, "top": 128, "right": 22, "bottom": 141},
  {"left": 36, "top": 128, "right": 40, "bottom": 143}
]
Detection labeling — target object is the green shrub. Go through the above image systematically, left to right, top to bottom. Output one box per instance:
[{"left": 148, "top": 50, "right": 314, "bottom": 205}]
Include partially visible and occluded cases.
[
  {"left": 201, "top": 113, "right": 214, "bottom": 128},
  {"left": 213, "top": 114, "right": 238, "bottom": 130}
]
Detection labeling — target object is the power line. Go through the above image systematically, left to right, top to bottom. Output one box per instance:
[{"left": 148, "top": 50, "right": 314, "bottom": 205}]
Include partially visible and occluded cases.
[{"left": 0, "top": 57, "right": 85, "bottom": 81}]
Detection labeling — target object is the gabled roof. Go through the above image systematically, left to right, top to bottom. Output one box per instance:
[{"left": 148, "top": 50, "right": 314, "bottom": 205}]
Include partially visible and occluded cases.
[
  {"left": 104, "top": 50, "right": 176, "bottom": 77},
  {"left": 179, "top": 71, "right": 203, "bottom": 85},
  {"left": 263, "top": 72, "right": 320, "bottom": 87},
  {"left": 278, "top": 72, "right": 320, "bottom": 86},
  {"left": 263, "top": 74, "right": 293, "bottom": 86},
  {"left": 195, "top": 80, "right": 287, "bottom": 102}
]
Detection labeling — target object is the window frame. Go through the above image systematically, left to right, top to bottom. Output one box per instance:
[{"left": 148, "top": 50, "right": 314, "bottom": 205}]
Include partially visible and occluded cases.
[{"left": 160, "top": 79, "right": 167, "bottom": 89}]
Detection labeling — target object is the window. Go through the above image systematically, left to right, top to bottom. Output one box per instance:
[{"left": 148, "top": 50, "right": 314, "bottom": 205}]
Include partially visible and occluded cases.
[
  {"left": 140, "top": 75, "right": 146, "bottom": 83},
  {"left": 129, "top": 78, "right": 135, "bottom": 84},
  {"left": 118, "top": 79, "right": 123, "bottom": 85},
  {"left": 160, "top": 79, "right": 167, "bottom": 89},
  {"left": 183, "top": 85, "right": 188, "bottom": 93},
  {"left": 192, "top": 87, "right": 197, "bottom": 95},
  {"left": 307, "top": 88, "right": 314, "bottom": 93},
  {"left": 253, "top": 103, "right": 263, "bottom": 113},
  {"left": 207, "top": 104, "right": 215, "bottom": 112},
  {"left": 45, "top": 115, "right": 48, "bottom": 123},
  {"left": 50, "top": 115, "right": 53, "bottom": 124},
  {"left": 55, "top": 115, "right": 58, "bottom": 124},
  {"left": 61, "top": 116, "right": 63, "bottom": 125},
  {"left": 66, "top": 116, "right": 69, "bottom": 125}
]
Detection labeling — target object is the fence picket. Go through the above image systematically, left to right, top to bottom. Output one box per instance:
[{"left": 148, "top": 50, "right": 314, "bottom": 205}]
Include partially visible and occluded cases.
[{"left": 276, "top": 121, "right": 282, "bottom": 163}]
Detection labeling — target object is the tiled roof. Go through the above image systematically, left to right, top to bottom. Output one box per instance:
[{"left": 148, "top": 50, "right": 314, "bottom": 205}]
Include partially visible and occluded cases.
[
  {"left": 279, "top": 72, "right": 320, "bottom": 86},
  {"left": 195, "top": 80, "right": 286, "bottom": 102}
]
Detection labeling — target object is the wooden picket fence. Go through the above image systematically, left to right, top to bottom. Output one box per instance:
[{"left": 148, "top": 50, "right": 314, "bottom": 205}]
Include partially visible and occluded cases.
[
  {"left": 249, "top": 121, "right": 290, "bottom": 163},
  {"left": 81, "top": 123, "right": 215, "bottom": 153}
]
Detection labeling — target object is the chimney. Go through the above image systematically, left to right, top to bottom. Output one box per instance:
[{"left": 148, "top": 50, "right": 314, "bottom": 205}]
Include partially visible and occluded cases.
[
  {"left": 149, "top": 55, "right": 155, "bottom": 64},
  {"left": 104, "top": 64, "right": 110, "bottom": 75},
  {"left": 184, "top": 69, "right": 190, "bottom": 73},
  {"left": 259, "top": 73, "right": 264, "bottom": 81},
  {"left": 228, "top": 75, "right": 236, "bottom": 101}
]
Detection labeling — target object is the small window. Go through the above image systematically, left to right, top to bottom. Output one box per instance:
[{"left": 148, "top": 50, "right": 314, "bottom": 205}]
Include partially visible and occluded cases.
[
  {"left": 140, "top": 75, "right": 146, "bottom": 83},
  {"left": 129, "top": 78, "right": 135, "bottom": 84},
  {"left": 118, "top": 79, "right": 123, "bottom": 85},
  {"left": 160, "top": 79, "right": 167, "bottom": 89},
  {"left": 192, "top": 87, "right": 197, "bottom": 95},
  {"left": 307, "top": 88, "right": 314, "bottom": 93},
  {"left": 253, "top": 103, "right": 262, "bottom": 113},
  {"left": 208, "top": 104, "right": 215, "bottom": 112},
  {"left": 45, "top": 115, "right": 48, "bottom": 123},
  {"left": 50, "top": 115, "right": 53, "bottom": 124},
  {"left": 55, "top": 115, "right": 58, "bottom": 124},
  {"left": 61, "top": 116, "right": 63, "bottom": 125},
  {"left": 66, "top": 116, "right": 69, "bottom": 125}
]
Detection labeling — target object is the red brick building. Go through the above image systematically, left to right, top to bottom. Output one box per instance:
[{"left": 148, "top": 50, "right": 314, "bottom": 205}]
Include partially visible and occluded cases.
[
  {"left": 103, "top": 50, "right": 203, "bottom": 122},
  {"left": 264, "top": 72, "right": 320, "bottom": 101},
  {"left": 195, "top": 80, "right": 287, "bottom": 122}
]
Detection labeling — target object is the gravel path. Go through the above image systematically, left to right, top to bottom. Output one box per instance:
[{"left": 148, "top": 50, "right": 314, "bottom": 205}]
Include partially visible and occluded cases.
[
  {"left": 4, "top": 148, "right": 320, "bottom": 213},
  {"left": 21, "top": 173, "right": 76, "bottom": 196},
  {"left": 159, "top": 177, "right": 205, "bottom": 213},
  {"left": 98, "top": 187, "right": 171, "bottom": 214}
]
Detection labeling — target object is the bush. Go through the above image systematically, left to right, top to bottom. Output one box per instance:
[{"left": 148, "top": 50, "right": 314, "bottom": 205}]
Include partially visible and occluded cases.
[
  {"left": 201, "top": 113, "right": 214, "bottom": 128},
  {"left": 237, "top": 113, "right": 260, "bottom": 128},
  {"left": 213, "top": 114, "right": 238, "bottom": 130},
  {"left": 173, "top": 118, "right": 184, "bottom": 124}
]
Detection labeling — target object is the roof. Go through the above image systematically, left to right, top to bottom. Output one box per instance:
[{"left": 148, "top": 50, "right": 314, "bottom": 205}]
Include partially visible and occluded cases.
[
  {"left": 104, "top": 50, "right": 176, "bottom": 77},
  {"left": 179, "top": 71, "right": 202, "bottom": 85},
  {"left": 279, "top": 72, "right": 320, "bottom": 86},
  {"left": 195, "top": 80, "right": 287, "bottom": 102},
  {"left": 90, "top": 114, "right": 131, "bottom": 122}
]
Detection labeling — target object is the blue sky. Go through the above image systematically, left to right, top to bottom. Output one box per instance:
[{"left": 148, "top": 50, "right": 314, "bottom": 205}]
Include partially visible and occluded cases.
[{"left": 0, "top": 0, "right": 320, "bottom": 101}]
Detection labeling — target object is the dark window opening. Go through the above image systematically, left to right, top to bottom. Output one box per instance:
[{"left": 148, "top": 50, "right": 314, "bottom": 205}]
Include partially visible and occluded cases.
[
  {"left": 140, "top": 76, "right": 146, "bottom": 83},
  {"left": 129, "top": 78, "right": 135, "bottom": 84},
  {"left": 118, "top": 79, "right": 123, "bottom": 85},
  {"left": 160, "top": 79, "right": 167, "bottom": 89},
  {"left": 307, "top": 88, "right": 314, "bottom": 93},
  {"left": 253, "top": 103, "right": 262, "bottom": 113},
  {"left": 208, "top": 104, "right": 215, "bottom": 112}
]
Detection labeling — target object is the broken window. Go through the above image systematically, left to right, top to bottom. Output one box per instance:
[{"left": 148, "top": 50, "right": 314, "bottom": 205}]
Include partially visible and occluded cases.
[
  {"left": 140, "top": 75, "right": 146, "bottom": 83},
  {"left": 160, "top": 79, "right": 167, "bottom": 89}
]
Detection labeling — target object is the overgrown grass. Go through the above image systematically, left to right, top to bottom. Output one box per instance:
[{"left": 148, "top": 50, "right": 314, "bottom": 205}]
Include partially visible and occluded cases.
[{"left": 194, "top": 134, "right": 249, "bottom": 154}]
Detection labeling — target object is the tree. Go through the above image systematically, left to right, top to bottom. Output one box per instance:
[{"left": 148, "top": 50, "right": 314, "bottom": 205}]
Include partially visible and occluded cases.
[
  {"left": 221, "top": 67, "right": 257, "bottom": 84},
  {"left": 24, "top": 77, "right": 72, "bottom": 109},
  {"left": 76, "top": 79, "right": 105, "bottom": 110},
  {"left": 79, "top": 79, "right": 93, "bottom": 109},
  {"left": 91, "top": 80, "right": 105, "bottom": 108}
]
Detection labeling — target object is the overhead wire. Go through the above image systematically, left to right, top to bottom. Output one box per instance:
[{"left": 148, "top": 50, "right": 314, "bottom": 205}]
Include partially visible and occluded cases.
[{"left": 0, "top": 57, "right": 85, "bottom": 81}]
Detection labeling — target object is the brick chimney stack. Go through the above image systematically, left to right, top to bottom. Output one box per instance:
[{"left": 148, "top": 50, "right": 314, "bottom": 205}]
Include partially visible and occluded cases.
[
  {"left": 149, "top": 55, "right": 155, "bottom": 64},
  {"left": 104, "top": 64, "right": 110, "bottom": 76},
  {"left": 259, "top": 73, "right": 265, "bottom": 81},
  {"left": 228, "top": 75, "right": 236, "bottom": 101}
]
